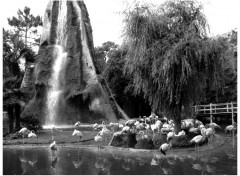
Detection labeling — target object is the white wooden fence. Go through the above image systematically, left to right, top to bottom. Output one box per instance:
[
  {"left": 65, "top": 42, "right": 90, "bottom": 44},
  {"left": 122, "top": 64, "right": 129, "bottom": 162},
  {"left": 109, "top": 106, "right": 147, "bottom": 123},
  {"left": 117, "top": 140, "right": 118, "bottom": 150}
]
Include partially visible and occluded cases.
[{"left": 193, "top": 102, "right": 237, "bottom": 124}]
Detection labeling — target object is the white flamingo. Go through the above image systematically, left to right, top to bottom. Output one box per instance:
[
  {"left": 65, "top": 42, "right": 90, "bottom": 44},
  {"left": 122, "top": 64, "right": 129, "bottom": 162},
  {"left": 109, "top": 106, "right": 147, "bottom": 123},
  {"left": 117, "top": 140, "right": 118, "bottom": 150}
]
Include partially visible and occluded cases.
[
  {"left": 74, "top": 121, "right": 81, "bottom": 127},
  {"left": 209, "top": 122, "right": 221, "bottom": 129},
  {"left": 225, "top": 123, "right": 237, "bottom": 135},
  {"left": 50, "top": 125, "right": 55, "bottom": 141},
  {"left": 98, "top": 126, "right": 111, "bottom": 146},
  {"left": 121, "top": 126, "right": 130, "bottom": 133},
  {"left": 19, "top": 127, "right": 29, "bottom": 145},
  {"left": 72, "top": 129, "right": 83, "bottom": 145},
  {"left": 190, "top": 129, "right": 206, "bottom": 150},
  {"left": 28, "top": 130, "right": 38, "bottom": 144},
  {"left": 175, "top": 130, "right": 186, "bottom": 137},
  {"left": 167, "top": 131, "right": 176, "bottom": 141},
  {"left": 94, "top": 134, "right": 104, "bottom": 151},
  {"left": 50, "top": 141, "right": 57, "bottom": 151},
  {"left": 159, "top": 143, "right": 172, "bottom": 156}
]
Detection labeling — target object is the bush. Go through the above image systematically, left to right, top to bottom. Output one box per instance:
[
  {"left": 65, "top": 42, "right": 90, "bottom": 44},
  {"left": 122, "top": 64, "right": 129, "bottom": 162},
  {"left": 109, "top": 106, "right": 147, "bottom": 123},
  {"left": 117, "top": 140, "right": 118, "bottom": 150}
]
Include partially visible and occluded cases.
[{"left": 21, "top": 115, "right": 41, "bottom": 132}]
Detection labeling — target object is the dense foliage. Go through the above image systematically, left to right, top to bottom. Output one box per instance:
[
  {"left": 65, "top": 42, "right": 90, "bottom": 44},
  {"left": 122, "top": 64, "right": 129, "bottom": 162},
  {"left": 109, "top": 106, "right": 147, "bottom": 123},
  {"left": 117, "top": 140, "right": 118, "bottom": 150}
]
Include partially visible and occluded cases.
[
  {"left": 122, "top": 0, "right": 233, "bottom": 131},
  {"left": 3, "top": 7, "right": 42, "bottom": 133}
]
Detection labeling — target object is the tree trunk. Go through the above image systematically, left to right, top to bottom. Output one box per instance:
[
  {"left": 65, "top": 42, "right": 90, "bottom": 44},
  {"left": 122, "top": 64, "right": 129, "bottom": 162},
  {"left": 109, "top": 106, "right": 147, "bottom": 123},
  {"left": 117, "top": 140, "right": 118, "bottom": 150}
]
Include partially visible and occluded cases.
[
  {"left": 25, "top": 28, "right": 28, "bottom": 47},
  {"left": 15, "top": 104, "right": 21, "bottom": 131},
  {"left": 7, "top": 106, "right": 14, "bottom": 133},
  {"left": 174, "top": 118, "right": 181, "bottom": 134}
]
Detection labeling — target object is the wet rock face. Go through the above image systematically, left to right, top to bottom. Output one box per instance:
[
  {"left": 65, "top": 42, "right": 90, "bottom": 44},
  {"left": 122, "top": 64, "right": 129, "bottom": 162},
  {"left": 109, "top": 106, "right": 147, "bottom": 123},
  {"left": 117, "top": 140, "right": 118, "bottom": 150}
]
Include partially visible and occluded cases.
[{"left": 21, "top": 0, "right": 128, "bottom": 125}]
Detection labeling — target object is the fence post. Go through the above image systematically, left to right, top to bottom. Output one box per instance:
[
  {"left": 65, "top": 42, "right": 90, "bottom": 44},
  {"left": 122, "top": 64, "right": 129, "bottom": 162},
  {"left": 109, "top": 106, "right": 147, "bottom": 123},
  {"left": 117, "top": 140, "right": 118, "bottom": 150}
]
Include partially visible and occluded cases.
[
  {"left": 231, "top": 101, "right": 234, "bottom": 125},
  {"left": 227, "top": 102, "right": 229, "bottom": 113},
  {"left": 210, "top": 103, "right": 213, "bottom": 123}
]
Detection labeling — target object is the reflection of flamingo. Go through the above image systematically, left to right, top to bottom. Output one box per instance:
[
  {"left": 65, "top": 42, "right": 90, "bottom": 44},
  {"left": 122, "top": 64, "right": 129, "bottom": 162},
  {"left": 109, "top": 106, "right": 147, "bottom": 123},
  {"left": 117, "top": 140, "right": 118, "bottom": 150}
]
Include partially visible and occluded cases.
[
  {"left": 50, "top": 141, "right": 57, "bottom": 161},
  {"left": 19, "top": 150, "right": 29, "bottom": 174},
  {"left": 72, "top": 152, "right": 83, "bottom": 169},
  {"left": 28, "top": 153, "right": 38, "bottom": 167},
  {"left": 151, "top": 155, "right": 160, "bottom": 166},
  {"left": 51, "top": 156, "right": 57, "bottom": 172},
  {"left": 95, "top": 156, "right": 104, "bottom": 169},
  {"left": 167, "top": 156, "right": 176, "bottom": 165},
  {"left": 136, "top": 157, "right": 145, "bottom": 166},
  {"left": 122, "top": 161, "right": 131, "bottom": 171},
  {"left": 161, "top": 166, "right": 172, "bottom": 174}
]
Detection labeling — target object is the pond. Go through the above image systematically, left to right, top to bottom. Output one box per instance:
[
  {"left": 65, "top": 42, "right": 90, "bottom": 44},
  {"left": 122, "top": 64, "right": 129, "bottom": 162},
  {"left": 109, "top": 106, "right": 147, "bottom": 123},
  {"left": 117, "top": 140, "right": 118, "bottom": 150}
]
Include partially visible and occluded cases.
[{"left": 3, "top": 134, "right": 237, "bottom": 175}]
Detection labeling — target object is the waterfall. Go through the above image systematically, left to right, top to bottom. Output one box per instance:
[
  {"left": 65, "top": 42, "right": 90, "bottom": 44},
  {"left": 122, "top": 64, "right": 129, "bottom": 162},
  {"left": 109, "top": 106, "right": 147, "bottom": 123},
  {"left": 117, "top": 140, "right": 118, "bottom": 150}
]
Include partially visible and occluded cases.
[{"left": 45, "top": 0, "right": 68, "bottom": 126}]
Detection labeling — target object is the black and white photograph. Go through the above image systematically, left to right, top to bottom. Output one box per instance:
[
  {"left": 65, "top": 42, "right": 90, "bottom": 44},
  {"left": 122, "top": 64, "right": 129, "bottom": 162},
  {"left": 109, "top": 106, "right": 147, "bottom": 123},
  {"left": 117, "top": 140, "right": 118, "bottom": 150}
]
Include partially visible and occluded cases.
[{"left": 2, "top": 0, "right": 238, "bottom": 175}]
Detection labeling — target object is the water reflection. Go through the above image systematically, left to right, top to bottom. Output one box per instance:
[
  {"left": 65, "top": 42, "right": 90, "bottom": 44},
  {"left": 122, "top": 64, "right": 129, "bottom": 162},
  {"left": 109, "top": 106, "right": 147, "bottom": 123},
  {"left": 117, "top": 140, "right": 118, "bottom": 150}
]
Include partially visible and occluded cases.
[
  {"left": 3, "top": 134, "right": 237, "bottom": 175},
  {"left": 72, "top": 149, "right": 83, "bottom": 169}
]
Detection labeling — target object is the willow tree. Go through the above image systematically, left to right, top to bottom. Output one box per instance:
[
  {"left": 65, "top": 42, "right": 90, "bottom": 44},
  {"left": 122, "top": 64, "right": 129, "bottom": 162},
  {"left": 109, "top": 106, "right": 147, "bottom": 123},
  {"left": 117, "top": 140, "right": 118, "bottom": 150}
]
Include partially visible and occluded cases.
[{"left": 123, "top": 0, "right": 225, "bottom": 132}]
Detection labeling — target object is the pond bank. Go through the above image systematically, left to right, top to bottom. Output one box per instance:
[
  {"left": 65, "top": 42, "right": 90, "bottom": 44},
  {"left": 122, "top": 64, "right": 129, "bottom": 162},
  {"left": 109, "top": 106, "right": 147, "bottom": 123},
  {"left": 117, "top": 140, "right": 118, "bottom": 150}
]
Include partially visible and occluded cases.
[{"left": 3, "top": 128, "right": 226, "bottom": 156}]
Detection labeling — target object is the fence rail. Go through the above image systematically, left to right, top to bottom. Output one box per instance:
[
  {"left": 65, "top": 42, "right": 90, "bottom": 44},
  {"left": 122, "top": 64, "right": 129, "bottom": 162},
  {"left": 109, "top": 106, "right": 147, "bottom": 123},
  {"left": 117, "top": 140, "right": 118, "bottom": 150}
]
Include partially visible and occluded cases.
[
  {"left": 193, "top": 102, "right": 237, "bottom": 124},
  {"left": 194, "top": 102, "right": 237, "bottom": 115}
]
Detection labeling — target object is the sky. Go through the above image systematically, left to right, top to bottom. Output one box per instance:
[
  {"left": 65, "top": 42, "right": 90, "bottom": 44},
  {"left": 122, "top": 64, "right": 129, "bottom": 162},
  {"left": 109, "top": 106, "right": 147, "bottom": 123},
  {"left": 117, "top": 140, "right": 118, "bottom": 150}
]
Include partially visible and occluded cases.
[{"left": 1, "top": 0, "right": 239, "bottom": 47}]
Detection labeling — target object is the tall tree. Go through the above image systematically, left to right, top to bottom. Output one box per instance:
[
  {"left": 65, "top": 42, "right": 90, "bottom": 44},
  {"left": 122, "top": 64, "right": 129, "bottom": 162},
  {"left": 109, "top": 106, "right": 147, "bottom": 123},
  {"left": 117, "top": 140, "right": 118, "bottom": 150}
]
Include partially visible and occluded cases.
[
  {"left": 123, "top": 0, "right": 225, "bottom": 132},
  {"left": 4, "top": 6, "right": 41, "bottom": 132},
  {"left": 8, "top": 6, "right": 42, "bottom": 47},
  {"left": 94, "top": 41, "right": 119, "bottom": 73},
  {"left": 103, "top": 45, "right": 129, "bottom": 103}
]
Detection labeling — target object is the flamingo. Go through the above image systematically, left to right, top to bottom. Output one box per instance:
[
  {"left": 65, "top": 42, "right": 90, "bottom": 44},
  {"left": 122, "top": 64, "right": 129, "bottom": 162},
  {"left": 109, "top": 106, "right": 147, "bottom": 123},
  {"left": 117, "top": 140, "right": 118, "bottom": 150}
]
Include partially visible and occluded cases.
[
  {"left": 125, "top": 119, "right": 136, "bottom": 127},
  {"left": 155, "top": 120, "right": 163, "bottom": 133},
  {"left": 74, "top": 121, "right": 81, "bottom": 127},
  {"left": 93, "top": 121, "right": 106, "bottom": 131},
  {"left": 109, "top": 122, "right": 122, "bottom": 133},
  {"left": 209, "top": 122, "right": 221, "bottom": 129},
  {"left": 135, "top": 123, "right": 146, "bottom": 131},
  {"left": 225, "top": 123, "right": 237, "bottom": 135},
  {"left": 205, "top": 124, "right": 216, "bottom": 143},
  {"left": 50, "top": 125, "right": 55, "bottom": 141},
  {"left": 121, "top": 125, "right": 130, "bottom": 133},
  {"left": 98, "top": 126, "right": 112, "bottom": 145},
  {"left": 19, "top": 127, "right": 29, "bottom": 145},
  {"left": 189, "top": 127, "right": 200, "bottom": 133},
  {"left": 72, "top": 129, "right": 83, "bottom": 145},
  {"left": 190, "top": 129, "right": 206, "bottom": 150},
  {"left": 28, "top": 130, "right": 38, "bottom": 144},
  {"left": 175, "top": 130, "right": 186, "bottom": 137},
  {"left": 108, "top": 131, "right": 124, "bottom": 146},
  {"left": 136, "top": 131, "right": 149, "bottom": 141},
  {"left": 167, "top": 131, "right": 176, "bottom": 141},
  {"left": 94, "top": 134, "right": 104, "bottom": 151},
  {"left": 50, "top": 141, "right": 57, "bottom": 151},
  {"left": 159, "top": 143, "right": 172, "bottom": 156}
]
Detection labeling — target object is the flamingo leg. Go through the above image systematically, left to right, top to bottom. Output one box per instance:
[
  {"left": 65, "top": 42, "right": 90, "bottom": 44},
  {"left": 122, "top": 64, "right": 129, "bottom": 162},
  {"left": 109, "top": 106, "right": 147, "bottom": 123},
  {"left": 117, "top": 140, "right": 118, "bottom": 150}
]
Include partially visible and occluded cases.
[{"left": 22, "top": 134, "right": 24, "bottom": 145}]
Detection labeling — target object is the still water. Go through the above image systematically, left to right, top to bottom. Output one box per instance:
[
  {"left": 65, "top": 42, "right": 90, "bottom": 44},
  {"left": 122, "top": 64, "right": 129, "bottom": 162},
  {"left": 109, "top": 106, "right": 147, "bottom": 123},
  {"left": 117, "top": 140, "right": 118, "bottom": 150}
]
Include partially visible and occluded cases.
[{"left": 3, "top": 134, "right": 237, "bottom": 175}]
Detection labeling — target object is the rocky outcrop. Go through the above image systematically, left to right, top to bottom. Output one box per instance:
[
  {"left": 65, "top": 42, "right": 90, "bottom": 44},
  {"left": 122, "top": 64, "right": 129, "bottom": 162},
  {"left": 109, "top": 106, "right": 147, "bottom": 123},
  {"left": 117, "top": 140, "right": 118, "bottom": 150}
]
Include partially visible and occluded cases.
[{"left": 21, "top": 0, "right": 129, "bottom": 125}]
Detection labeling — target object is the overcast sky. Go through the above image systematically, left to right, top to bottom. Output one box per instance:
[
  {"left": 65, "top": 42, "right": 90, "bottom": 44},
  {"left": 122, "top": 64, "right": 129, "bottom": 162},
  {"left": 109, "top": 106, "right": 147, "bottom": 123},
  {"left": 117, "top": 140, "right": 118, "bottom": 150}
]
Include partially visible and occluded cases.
[{"left": 1, "top": 0, "right": 239, "bottom": 47}]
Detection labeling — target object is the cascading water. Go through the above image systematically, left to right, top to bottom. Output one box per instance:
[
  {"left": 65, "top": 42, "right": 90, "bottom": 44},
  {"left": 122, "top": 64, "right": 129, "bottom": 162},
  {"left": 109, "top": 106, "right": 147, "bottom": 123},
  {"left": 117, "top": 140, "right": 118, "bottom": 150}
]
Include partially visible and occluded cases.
[{"left": 45, "top": 0, "right": 68, "bottom": 127}]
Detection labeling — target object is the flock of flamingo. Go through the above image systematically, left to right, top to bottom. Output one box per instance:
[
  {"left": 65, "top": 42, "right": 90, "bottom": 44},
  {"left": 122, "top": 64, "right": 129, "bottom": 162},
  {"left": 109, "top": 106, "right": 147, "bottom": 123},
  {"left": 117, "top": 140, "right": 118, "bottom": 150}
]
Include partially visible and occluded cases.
[{"left": 18, "top": 115, "right": 237, "bottom": 156}]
